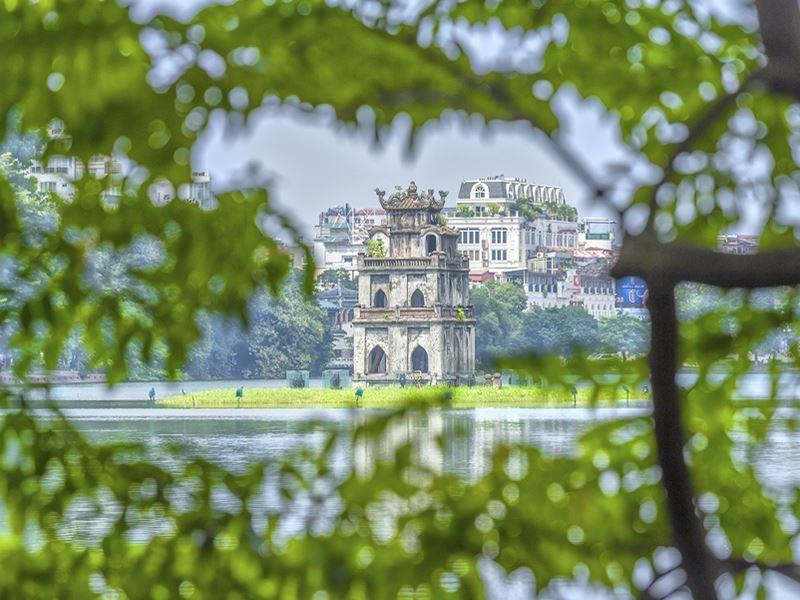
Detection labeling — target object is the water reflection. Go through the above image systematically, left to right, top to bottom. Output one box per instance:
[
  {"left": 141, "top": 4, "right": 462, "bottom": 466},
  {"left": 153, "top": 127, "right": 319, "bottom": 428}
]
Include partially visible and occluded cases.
[
  {"left": 21, "top": 405, "right": 800, "bottom": 598},
  {"left": 47, "top": 406, "right": 800, "bottom": 489},
  {"left": 54, "top": 407, "right": 649, "bottom": 479}
]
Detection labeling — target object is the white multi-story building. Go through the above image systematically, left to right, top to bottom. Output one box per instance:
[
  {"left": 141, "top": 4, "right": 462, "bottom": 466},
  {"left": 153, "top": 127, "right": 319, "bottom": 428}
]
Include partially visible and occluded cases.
[
  {"left": 28, "top": 155, "right": 121, "bottom": 201},
  {"left": 28, "top": 156, "right": 83, "bottom": 199},
  {"left": 87, "top": 156, "right": 122, "bottom": 179},
  {"left": 151, "top": 170, "right": 215, "bottom": 209},
  {"left": 178, "top": 171, "right": 214, "bottom": 209},
  {"left": 457, "top": 175, "right": 567, "bottom": 206},
  {"left": 445, "top": 176, "right": 579, "bottom": 275},
  {"left": 312, "top": 206, "right": 386, "bottom": 275},
  {"left": 506, "top": 267, "right": 616, "bottom": 318}
]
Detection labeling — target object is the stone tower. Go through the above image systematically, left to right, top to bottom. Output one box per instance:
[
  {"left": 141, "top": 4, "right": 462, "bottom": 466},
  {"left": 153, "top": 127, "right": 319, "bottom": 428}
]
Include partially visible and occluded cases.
[{"left": 352, "top": 181, "right": 476, "bottom": 386}]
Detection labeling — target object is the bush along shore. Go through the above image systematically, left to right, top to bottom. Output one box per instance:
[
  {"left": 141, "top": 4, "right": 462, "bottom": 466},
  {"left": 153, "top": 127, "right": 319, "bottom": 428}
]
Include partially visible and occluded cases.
[{"left": 158, "top": 385, "right": 648, "bottom": 409}]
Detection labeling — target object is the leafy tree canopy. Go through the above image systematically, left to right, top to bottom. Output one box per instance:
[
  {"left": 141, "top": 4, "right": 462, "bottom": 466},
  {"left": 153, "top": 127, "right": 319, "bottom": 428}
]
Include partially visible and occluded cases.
[{"left": 1, "top": 0, "right": 799, "bottom": 598}]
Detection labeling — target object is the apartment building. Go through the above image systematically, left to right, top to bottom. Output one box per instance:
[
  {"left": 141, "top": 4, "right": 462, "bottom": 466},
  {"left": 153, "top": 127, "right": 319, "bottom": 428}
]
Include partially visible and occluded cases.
[
  {"left": 28, "top": 155, "right": 122, "bottom": 201},
  {"left": 150, "top": 170, "right": 215, "bottom": 209},
  {"left": 445, "top": 175, "right": 579, "bottom": 275},
  {"left": 312, "top": 205, "right": 386, "bottom": 275},
  {"left": 505, "top": 265, "right": 616, "bottom": 319}
]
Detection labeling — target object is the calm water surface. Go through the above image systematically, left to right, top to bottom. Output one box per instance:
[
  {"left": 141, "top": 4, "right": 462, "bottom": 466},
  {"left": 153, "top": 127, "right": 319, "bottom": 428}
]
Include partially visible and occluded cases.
[{"left": 11, "top": 381, "right": 800, "bottom": 599}]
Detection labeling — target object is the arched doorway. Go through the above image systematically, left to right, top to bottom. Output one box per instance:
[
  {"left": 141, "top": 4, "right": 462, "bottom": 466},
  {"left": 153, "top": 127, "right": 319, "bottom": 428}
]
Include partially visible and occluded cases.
[
  {"left": 425, "top": 234, "right": 437, "bottom": 254},
  {"left": 373, "top": 289, "right": 387, "bottom": 308},
  {"left": 410, "top": 289, "right": 425, "bottom": 307},
  {"left": 368, "top": 346, "right": 387, "bottom": 374},
  {"left": 411, "top": 346, "right": 429, "bottom": 373}
]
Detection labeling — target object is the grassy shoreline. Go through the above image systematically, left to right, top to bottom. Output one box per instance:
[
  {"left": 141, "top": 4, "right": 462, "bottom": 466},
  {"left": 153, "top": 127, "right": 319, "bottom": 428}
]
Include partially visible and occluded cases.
[{"left": 159, "top": 386, "right": 647, "bottom": 409}]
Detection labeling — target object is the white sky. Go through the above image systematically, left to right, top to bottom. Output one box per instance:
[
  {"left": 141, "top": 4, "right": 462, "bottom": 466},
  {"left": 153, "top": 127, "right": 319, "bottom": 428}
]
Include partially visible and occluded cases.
[{"left": 194, "top": 107, "right": 627, "bottom": 238}]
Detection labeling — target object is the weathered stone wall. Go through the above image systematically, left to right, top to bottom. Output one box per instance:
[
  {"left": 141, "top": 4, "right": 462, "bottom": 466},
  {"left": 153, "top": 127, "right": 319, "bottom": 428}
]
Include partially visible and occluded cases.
[{"left": 352, "top": 321, "right": 366, "bottom": 379}]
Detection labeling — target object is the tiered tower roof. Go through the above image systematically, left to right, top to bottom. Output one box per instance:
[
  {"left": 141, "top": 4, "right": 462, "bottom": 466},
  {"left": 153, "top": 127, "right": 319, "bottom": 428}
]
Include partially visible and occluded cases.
[{"left": 375, "top": 181, "right": 447, "bottom": 211}]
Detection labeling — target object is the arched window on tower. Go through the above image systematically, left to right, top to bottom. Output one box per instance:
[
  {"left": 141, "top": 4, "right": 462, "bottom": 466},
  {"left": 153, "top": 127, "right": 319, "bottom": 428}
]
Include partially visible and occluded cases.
[
  {"left": 426, "top": 234, "right": 437, "bottom": 255},
  {"left": 373, "top": 289, "right": 387, "bottom": 308},
  {"left": 410, "top": 289, "right": 425, "bottom": 307},
  {"left": 368, "top": 346, "right": 387, "bottom": 374},
  {"left": 411, "top": 346, "right": 429, "bottom": 373}
]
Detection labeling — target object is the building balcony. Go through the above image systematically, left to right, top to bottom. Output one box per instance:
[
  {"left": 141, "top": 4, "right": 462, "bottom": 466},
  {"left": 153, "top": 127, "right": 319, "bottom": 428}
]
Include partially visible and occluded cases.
[
  {"left": 357, "top": 253, "right": 469, "bottom": 271},
  {"left": 354, "top": 305, "right": 474, "bottom": 323}
]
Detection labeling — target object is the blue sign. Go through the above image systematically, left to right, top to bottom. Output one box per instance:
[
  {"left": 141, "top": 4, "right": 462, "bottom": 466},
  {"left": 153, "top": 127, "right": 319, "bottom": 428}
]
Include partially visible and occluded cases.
[{"left": 615, "top": 277, "right": 648, "bottom": 308}]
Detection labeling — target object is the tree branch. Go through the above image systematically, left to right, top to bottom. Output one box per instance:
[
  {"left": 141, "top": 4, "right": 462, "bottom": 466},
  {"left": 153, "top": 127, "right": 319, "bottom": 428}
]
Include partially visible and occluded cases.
[
  {"left": 754, "top": 0, "right": 800, "bottom": 94},
  {"left": 612, "top": 235, "right": 800, "bottom": 289},
  {"left": 647, "top": 283, "right": 718, "bottom": 599},
  {"left": 723, "top": 558, "right": 800, "bottom": 584}
]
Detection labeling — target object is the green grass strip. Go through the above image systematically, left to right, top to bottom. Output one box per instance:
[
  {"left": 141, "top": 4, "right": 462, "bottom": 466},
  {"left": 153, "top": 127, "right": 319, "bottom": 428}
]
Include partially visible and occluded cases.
[{"left": 159, "top": 385, "right": 648, "bottom": 409}]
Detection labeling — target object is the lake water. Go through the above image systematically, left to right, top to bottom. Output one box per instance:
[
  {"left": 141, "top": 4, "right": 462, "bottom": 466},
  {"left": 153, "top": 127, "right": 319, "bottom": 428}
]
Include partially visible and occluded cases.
[{"left": 7, "top": 380, "right": 800, "bottom": 599}]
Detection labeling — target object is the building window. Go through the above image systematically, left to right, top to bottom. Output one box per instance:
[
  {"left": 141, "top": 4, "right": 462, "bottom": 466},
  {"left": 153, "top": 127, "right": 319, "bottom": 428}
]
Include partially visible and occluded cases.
[
  {"left": 39, "top": 181, "right": 57, "bottom": 193},
  {"left": 473, "top": 184, "right": 487, "bottom": 199},
  {"left": 474, "top": 206, "right": 485, "bottom": 216},
  {"left": 491, "top": 228, "right": 508, "bottom": 244},
  {"left": 460, "top": 229, "right": 480, "bottom": 244},
  {"left": 425, "top": 234, "right": 437, "bottom": 254},
  {"left": 490, "top": 249, "right": 507, "bottom": 261},
  {"left": 373, "top": 289, "right": 387, "bottom": 308},
  {"left": 410, "top": 289, "right": 425, "bottom": 307},
  {"left": 368, "top": 346, "right": 387, "bottom": 374},
  {"left": 411, "top": 346, "right": 429, "bottom": 373}
]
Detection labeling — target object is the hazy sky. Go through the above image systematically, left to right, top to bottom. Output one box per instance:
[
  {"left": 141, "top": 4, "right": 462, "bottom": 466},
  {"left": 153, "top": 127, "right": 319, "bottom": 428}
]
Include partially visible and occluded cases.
[{"left": 195, "top": 95, "right": 632, "bottom": 239}]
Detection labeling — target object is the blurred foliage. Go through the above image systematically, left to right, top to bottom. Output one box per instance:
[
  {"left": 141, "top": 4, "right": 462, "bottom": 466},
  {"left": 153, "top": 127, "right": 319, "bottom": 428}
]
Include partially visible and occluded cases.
[
  {"left": 0, "top": 0, "right": 798, "bottom": 598},
  {"left": 0, "top": 179, "right": 303, "bottom": 382}
]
